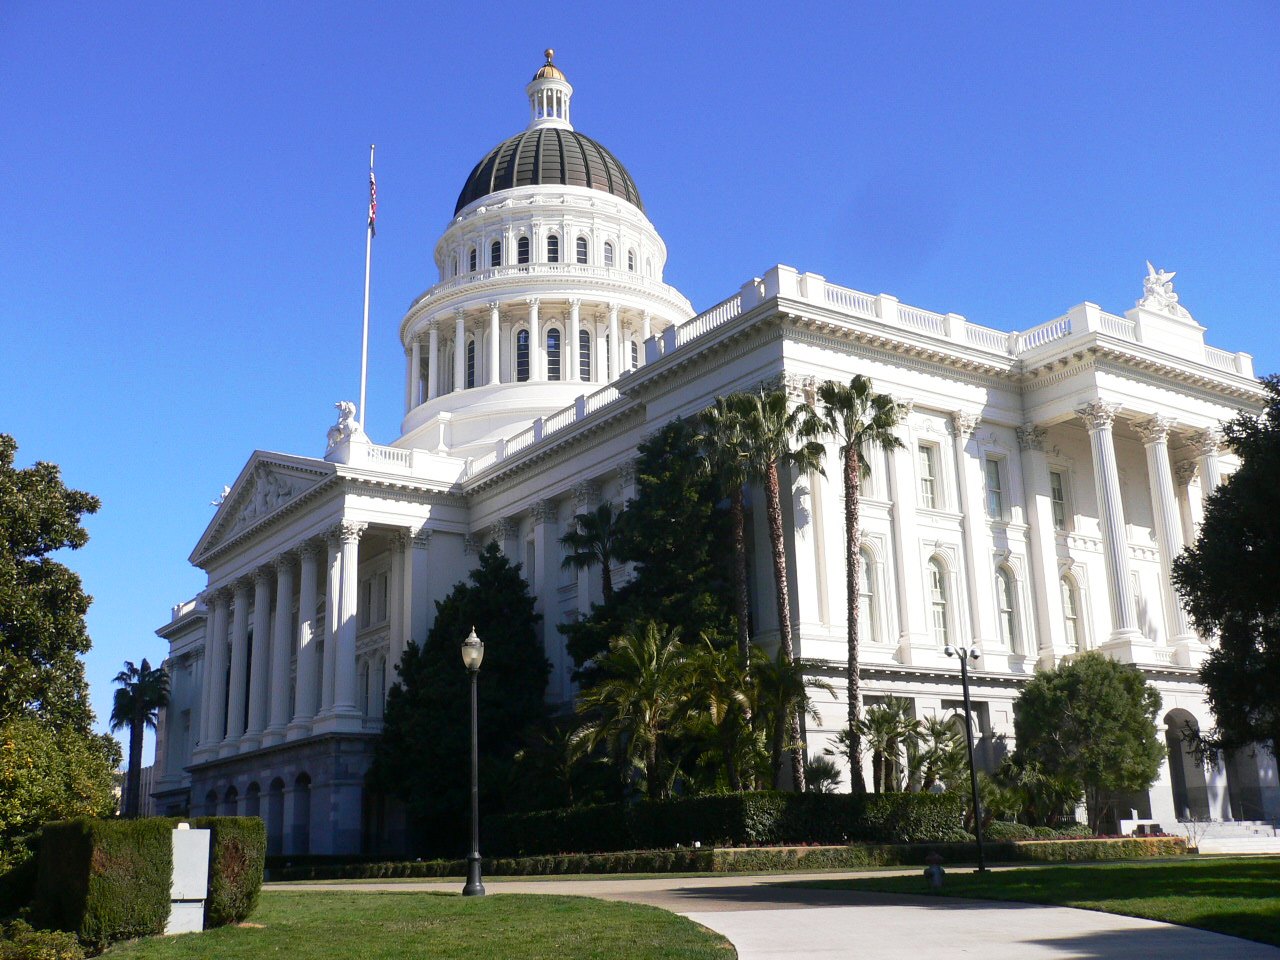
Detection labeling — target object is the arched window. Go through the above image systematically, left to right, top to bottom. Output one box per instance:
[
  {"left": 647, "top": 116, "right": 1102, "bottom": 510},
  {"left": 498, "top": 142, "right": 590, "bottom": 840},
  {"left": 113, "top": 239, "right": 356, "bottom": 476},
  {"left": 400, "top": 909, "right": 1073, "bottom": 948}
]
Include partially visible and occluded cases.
[
  {"left": 547, "top": 234, "right": 560, "bottom": 263},
  {"left": 517, "top": 236, "right": 530, "bottom": 265},
  {"left": 575, "top": 236, "right": 588, "bottom": 264},
  {"left": 490, "top": 240, "right": 502, "bottom": 267},
  {"left": 603, "top": 241, "right": 615, "bottom": 267},
  {"left": 469, "top": 247, "right": 478, "bottom": 272},
  {"left": 627, "top": 248, "right": 636, "bottom": 271},
  {"left": 450, "top": 256, "right": 458, "bottom": 277},
  {"left": 546, "top": 328, "right": 561, "bottom": 381},
  {"left": 516, "top": 330, "right": 530, "bottom": 382},
  {"left": 579, "top": 330, "right": 592, "bottom": 380},
  {"left": 466, "top": 339, "right": 476, "bottom": 389},
  {"left": 630, "top": 340, "right": 639, "bottom": 370},
  {"left": 857, "top": 548, "right": 876, "bottom": 644},
  {"left": 929, "top": 558, "right": 949, "bottom": 646},
  {"left": 996, "top": 567, "right": 1019, "bottom": 653},
  {"left": 1061, "top": 576, "right": 1084, "bottom": 650}
]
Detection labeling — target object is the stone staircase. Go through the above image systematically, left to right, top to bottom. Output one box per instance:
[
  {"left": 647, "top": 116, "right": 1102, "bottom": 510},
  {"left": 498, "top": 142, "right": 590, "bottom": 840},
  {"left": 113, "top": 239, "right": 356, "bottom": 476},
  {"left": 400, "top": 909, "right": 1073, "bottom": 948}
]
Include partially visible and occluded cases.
[{"left": 1193, "top": 820, "right": 1280, "bottom": 854}]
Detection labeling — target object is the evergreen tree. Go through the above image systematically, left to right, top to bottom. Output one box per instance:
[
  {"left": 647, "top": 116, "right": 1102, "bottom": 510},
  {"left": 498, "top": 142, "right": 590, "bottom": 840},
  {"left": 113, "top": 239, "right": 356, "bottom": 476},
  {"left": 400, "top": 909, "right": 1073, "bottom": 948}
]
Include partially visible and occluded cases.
[
  {"left": 1173, "top": 376, "right": 1280, "bottom": 752},
  {"left": 370, "top": 544, "right": 548, "bottom": 854}
]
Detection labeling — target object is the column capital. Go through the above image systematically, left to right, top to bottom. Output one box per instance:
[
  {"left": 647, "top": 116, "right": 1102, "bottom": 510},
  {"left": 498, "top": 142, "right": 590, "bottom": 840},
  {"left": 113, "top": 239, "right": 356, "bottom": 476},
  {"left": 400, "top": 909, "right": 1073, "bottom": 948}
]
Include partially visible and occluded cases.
[
  {"left": 525, "top": 297, "right": 541, "bottom": 309},
  {"left": 568, "top": 297, "right": 582, "bottom": 310},
  {"left": 487, "top": 300, "right": 501, "bottom": 311},
  {"left": 607, "top": 302, "right": 620, "bottom": 316},
  {"left": 453, "top": 306, "right": 466, "bottom": 320},
  {"left": 425, "top": 317, "right": 439, "bottom": 332},
  {"left": 1078, "top": 399, "right": 1119, "bottom": 432},
  {"left": 950, "top": 410, "right": 980, "bottom": 440},
  {"left": 1134, "top": 414, "right": 1175, "bottom": 446},
  {"left": 1016, "top": 422, "right": 1046, "bottom": 451},
  {"left": 1192, "top": 427, "right": 1224, "bottom": 457},
  {"left": 617, "top": 458, "right": 638, "bottom": 485},
  {"left": 1174, "top": 459, "right": 1199, "bottom": 486},
  {"left": 572, "top": 479, "right": 602, "bottom": 508},
  {"left": 530, "top": 499, "right": 558, "bottom": 525},
  {"left": 488, "top": 517, "right": 513, "bottom": 542},
  {"left": 327, "top": 519, "right": 367, "bottom": 546},
  {"left": 387, "top": 528, "right": 409, "bottom": 550},
  {"left": 463, "top": 534, "right": 479, "bottom": 555},
  {"left": 297, "top": 538, "right": 325, "bottom": 562},
  {"left": 273, "top": 552, "right": 296, "bottom": 574},
  {"left": 254, "top": 566, "right": 273, "bottom": 587},
  {"left": 233, "top": 576, "right": 254, "bottom": 597},
  {"left": 200, "top": 586, "right": 230, "bottom": 607}
]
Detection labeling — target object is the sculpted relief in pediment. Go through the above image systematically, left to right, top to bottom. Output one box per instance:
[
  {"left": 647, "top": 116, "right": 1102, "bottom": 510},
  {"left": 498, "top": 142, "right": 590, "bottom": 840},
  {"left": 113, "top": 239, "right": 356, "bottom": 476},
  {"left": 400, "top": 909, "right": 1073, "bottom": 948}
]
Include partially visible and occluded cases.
[{"left": 205, "top": 463, "right": 321, "bottom": 551}]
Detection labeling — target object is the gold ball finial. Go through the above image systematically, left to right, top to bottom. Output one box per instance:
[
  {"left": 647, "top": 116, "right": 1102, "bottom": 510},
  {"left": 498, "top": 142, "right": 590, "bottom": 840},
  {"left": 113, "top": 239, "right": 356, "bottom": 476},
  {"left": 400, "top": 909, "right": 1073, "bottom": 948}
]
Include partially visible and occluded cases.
[{"left": 544, "top": 48, "right": 555, "bottom": 63}]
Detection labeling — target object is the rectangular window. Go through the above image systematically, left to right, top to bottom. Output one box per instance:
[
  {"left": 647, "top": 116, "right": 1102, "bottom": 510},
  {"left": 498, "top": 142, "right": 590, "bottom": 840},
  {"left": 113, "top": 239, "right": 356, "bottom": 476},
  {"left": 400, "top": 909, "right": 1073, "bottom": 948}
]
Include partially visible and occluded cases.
[
  {"left": 918, "top": 444, "right": 938, "bottom": 509},
  {"left": 984, "top": 458, "right": 1004, "bottom": 518},
  {"left": 1049, "top": 470, "right": 1067, "bottom": 531}
]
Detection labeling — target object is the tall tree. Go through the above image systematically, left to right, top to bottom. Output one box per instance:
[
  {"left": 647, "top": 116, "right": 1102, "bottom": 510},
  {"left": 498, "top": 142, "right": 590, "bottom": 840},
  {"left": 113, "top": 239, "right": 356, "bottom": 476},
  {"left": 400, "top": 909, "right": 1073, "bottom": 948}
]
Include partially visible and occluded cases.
[
  {"left": 803, "top": 376, "right": 903, "bottom": 794},
  {"left": 1173, "top": 376, "right": 1280, "bottom": 753},
  {"left": 736, "top": 388, "right": 826, "bottom": 790},
  {"left": 696, "top": 397, "right": 754, "bottom": 663},
  {"left": 0, "top": 434, "right": 102, "bottom": 731},
  {"left": 559, "top": 502, "right": 622, "bottom": 602},
  {"left": 371, "top": 545, "right": 548, "bottom": 854},
  {"left": 749, "top": 645, "right": 834, "bottom": 790},
  {"left": 1012, "top": 651, "right": 1164, "bottom": 832},
  {"left": 109, "top": 658, "right": 169, "bottom": 818}
]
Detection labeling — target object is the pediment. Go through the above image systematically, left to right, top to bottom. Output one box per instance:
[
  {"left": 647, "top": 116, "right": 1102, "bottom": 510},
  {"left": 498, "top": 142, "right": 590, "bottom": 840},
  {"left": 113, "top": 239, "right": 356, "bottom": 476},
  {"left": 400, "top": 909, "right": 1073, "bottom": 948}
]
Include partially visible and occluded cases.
[{"left": 190, "top": 453, "right": 332, "bottom": 564}]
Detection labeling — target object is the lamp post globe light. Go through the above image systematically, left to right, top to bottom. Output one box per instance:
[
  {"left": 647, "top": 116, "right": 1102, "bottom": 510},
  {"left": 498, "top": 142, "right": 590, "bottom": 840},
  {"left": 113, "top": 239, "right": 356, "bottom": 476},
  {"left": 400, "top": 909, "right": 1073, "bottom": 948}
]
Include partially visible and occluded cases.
[
  {"left": 461, "top": 626, "right": 486, "bottom": 897},
  {"left": 944, "top": 642, "right": 987, "bottom": 873}
]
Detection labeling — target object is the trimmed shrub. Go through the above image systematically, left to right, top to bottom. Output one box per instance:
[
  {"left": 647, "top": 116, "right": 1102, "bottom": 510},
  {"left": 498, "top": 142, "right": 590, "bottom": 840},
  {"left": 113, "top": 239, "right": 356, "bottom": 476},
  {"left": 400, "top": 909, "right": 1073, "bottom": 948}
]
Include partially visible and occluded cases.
[
  {"left": 489, "top": 791, "right": 965, "bottom": 856},
  {"left": 189, "top": 817, "right": 265, "bottom": 927},
  {"left": 32, "top": 819, "right": 171, "bottom": 951},
  {"left": 984, "top": 821, "right": 1035, "bottom": 841},
  {"left": 1054, "top": 823, "right": 1094, "bottom": 839},
  {"left": 0, "top": 853, "right": 37, "bottom": 922},
  {"left": 0, "top": 921, "right": 84, "bottom": 960}
]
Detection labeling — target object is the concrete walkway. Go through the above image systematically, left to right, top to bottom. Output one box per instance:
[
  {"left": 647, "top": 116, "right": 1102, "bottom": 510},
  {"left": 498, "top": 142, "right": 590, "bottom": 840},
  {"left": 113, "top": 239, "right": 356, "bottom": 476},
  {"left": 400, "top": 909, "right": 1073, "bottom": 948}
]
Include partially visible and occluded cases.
[{"left": 272, "top": 872, "right": 1280, "bottom": 959}]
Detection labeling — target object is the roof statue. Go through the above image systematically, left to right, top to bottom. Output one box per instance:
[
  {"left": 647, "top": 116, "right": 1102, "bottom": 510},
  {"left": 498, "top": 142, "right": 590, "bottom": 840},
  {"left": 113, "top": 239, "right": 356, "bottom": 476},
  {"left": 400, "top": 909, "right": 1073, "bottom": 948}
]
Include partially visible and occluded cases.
[{"left": 1138, "top": 260, "right": 1189, "bottom": 317}]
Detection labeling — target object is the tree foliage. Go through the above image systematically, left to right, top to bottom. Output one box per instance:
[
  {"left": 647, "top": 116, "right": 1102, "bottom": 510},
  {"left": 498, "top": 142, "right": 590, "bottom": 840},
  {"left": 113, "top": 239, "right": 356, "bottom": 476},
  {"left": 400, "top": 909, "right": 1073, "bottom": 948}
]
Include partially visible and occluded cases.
[
  {"left": 1172, "top": 376, "right": 1280, "bottom": 752},
  {"left": 0, "top": 435, "right": 102, "bottom": 732},
  {"left": 370, "top": 544, "right": 549, "bottom": 854},
  {"left": 1012, "top": 652, "right": 1164, "bottom": 831},
  {"left": 110, "top": 659, "right": 169, "bottom": 818}
]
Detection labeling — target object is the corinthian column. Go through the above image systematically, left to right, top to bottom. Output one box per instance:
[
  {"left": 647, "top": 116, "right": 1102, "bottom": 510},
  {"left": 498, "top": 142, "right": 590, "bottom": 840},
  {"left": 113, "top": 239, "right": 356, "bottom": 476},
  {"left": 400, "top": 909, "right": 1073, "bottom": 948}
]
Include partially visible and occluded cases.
[
  {"left": 527, "top": 298, "right": 542, "bottom": 380},
  {"left": 567, "top": 299, "right": 581, "bottom": 381},
  {"left": 487, "top": 302, "right": 500, "bottom": 385},
  {"left": 607, "top": 303, "right": 621, "bottom": 380},
  {"left": 453, "top": 308, "right": 466, "bottom": 391},
  {"left": 427, "top": 320, "right": 440, "bottom": 400},
  {"left": 409, "top": 338, "right": 421, "bottom": 410},
  {"left": 1079, "top": 400, "right": 1140, "bottom": 643},
  {"left": 951, "top": 411, "right": 996, "bottom": 650},
  {"left": 1136, "top": 417, "right": 1195, "bottom": 641},
  {"left": 1016, "top": 423, "right": 1066, "bottom": 663},
  {"left": 1193, "top": 428, "right": 1223, "bottom": 502},
  {"left": 330, "top": 520, "right": 366, "bottom": 724},
  {"left": 289, "top": 541, "right": 323, "bottom": 737},
  {"left": 263, "top": 553, "right": 296, "bottom": 746},
  {"left": 243, "top": 568, "right": 273, "bottom": 748},
  {"left": 223, "top": 579, "right": 252, "bottom": 751},
  {"left": 198, "top": 589, "right": 231, "bottom": 754}
]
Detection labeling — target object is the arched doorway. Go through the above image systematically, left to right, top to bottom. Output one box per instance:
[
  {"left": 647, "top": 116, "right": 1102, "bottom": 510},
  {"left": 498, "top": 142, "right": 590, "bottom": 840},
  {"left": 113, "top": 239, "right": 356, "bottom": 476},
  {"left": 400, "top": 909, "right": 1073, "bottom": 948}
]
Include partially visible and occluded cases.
[
  {"left": 1165, "top": 709, "right": 1210, "bottom": 820},
  {"left": 290, "top": 773, "right": 312, "bottom": 855},
  {"left": 267, "top": 779, "right": 286, "bottom": 856},
  {"left": 244, "top": 782, "right": 261, "bottom": 818},
  {"left": 222, "top": 785, "right": 239, "bottom": 817},
  {"left": 204, "top": 790, "right": 218, "bottom": 817}
]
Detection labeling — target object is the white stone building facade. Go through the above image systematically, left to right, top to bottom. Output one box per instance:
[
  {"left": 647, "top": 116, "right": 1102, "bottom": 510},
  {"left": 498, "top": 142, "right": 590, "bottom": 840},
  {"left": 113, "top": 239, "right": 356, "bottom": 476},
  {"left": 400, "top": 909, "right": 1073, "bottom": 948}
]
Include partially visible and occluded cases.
[{"left": 151, "top": 54, "right": 1277, "bottom": 854}]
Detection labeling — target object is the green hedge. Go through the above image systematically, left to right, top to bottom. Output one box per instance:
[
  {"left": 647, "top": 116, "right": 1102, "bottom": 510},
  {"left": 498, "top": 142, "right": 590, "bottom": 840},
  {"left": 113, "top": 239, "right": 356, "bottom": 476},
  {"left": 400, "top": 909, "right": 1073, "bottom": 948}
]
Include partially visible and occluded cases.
[
  {"left": 488, "top": 791, "right": 965, "bottom": 856},
  {"left": 187, "top": 817, "right": 265, "bottom": 927},
  {"left": 33, "top": 819, "right": 172, "bottom": 951},
  {"left": 269, "top": 835, "right": 1187, "bottom": 882},
  {"left": 0, "top": 854, "right": 37, "bottom": 922},
  {"left": 0, "top": 921, "right": 84, "bottom": 960}
]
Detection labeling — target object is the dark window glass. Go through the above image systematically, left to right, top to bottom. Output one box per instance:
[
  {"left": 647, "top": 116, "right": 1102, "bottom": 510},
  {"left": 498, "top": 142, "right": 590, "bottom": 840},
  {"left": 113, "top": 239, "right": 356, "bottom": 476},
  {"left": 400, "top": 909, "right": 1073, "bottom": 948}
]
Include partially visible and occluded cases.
[
  {"left": 547, "top": 235, "right": 559, "bottom": 263},
  {"left": 517, "top": 236, "right": 530, "bottom": 264},
  {"left": 575, "top": 236, "right": 588, "bottom": 264},
  {"left": 490, "top": 241, "right": 502, "bottom": 267},
  {"left": 547, "top": 329, "right": 561, "bottom": 381},
  {"left": 516, "top": 330, "right": 530, "bottom": 382},
  {"left": 579, "top": 330, "right": 591, "bottom": 380},
  {"left": 466, "top": 340, "right": 476, "bottom": 389}
]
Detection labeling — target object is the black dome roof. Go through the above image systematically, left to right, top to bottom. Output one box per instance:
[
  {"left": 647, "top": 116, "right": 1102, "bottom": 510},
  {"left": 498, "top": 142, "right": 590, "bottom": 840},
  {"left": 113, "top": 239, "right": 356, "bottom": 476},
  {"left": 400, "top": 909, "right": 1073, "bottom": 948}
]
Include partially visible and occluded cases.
[{"left": 454, "top": 127, "right": 643, "bottom": 215}]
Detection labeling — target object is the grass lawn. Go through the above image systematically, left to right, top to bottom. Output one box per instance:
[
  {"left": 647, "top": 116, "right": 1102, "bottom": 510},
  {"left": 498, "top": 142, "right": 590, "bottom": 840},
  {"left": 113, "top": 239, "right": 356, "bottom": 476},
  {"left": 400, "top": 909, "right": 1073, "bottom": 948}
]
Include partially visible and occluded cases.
[
  {"left": 799, "top": 856, "right": 1280, "bottom": 947},
  {"left": 103, "top": 891, "right": 734, "bottom": 960}
]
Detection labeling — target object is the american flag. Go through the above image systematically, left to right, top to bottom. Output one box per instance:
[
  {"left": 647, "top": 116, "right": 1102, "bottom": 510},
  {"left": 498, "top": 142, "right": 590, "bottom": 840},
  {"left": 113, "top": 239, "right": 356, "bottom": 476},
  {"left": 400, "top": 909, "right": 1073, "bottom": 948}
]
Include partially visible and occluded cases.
[{"left": 368, "top": 169, "right": 378, "bottom": 236}]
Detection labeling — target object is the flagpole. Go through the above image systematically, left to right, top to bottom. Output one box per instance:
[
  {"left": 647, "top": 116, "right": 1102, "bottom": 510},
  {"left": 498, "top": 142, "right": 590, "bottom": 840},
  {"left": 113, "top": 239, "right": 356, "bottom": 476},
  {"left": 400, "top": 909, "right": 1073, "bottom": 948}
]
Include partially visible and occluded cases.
[{"left": 359, "top": 144, "right": 375, "bottom": 427}]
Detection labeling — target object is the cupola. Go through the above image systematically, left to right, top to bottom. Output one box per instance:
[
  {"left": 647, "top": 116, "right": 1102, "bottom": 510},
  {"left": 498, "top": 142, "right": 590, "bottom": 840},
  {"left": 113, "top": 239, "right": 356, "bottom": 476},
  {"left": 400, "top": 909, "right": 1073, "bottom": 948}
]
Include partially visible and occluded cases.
[{"left": 526, "top": 49, "right": 572, "bottom": 129}]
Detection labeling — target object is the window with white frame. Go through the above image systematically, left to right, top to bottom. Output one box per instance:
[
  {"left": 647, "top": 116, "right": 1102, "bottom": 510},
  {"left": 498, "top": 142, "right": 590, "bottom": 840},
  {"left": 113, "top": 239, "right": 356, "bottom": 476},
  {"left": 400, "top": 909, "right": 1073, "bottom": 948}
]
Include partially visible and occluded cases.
[
  {"left": 546, "top": 234, "right": 559, "bottom": 263},
  {"left": 517, "top": 236, "right": 530, "bottom": 265},
  {"left": 575, "top": 236, "right": 588, "bottom": 264},
  {"left": 490, "top": 240, "right": 502, "bottom": 267},
  {"left": 603, "top": 241, "right": 615, "bottom": 267},
  {"left": 469, "top": 246, "right": 477, "bottom": 272},
  {"left": 627, "top": 248, "right": 636, "bottom": 271},
  {"left": 450, "top": 255, "right": 458, "bottom": 277},
  {"left": 547, "top": 328, "right": 561, "bottom": 381},
  {"left": 516, "top": 330, "right": 530, "bottom": 382},
  {"left": 579, "top": 330, "right": 592, "bottom": 380},
  {"left": 465, "top": 339, "right": 476, "bottom": 389},
  {"left": 629, "top": 339, "right": 639, "bottom": 370},
  {"left": 918, "top": 444, "right": 939, "bottom": 509},
  {"left": 984, "top": 458, "right": 1004, "bottom": 518},
  {"left": 1049, "top": 470, "right": 1068, "bottom": 531},
  {"left": 857, "top": 548, "right": 876, "bottom": 644},
  {"left": 929, "top": 558, "right": 950, "bottom": 645},
  {"left": 996, "top": 567, "right": 1019, "bottom": 652},
  {"left": 1061, "top": 575, "right": 1084, "bottom": 650}
]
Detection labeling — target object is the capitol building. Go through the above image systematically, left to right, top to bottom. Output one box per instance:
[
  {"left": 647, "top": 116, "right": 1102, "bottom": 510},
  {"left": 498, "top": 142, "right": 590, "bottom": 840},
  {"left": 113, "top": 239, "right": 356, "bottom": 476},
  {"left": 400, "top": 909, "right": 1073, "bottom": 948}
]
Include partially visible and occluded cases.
[{"left": 151, "top": 53, "right": 1276, "bottom": 855}]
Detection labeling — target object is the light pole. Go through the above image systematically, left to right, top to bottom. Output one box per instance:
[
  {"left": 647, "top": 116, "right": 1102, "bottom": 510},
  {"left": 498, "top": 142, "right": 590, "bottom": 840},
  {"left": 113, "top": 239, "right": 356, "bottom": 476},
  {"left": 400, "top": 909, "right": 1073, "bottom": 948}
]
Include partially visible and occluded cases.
[
  {"left": 461, "top": 626, "right": 486, "bottom": 896},
  {"left": 944, "top": 642, "right": 987, "bottom": 873}
]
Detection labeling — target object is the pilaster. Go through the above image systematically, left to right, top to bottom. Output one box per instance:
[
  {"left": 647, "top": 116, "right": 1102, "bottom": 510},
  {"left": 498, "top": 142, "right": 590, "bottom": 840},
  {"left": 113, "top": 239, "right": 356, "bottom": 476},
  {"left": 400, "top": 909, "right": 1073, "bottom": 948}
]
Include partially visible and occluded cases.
[
  {"left": 951, "top": 411, "right": 998, "bottom": 655},
  {"left": 1016, "top": 423, "right": 1067, "bottom": 665}
]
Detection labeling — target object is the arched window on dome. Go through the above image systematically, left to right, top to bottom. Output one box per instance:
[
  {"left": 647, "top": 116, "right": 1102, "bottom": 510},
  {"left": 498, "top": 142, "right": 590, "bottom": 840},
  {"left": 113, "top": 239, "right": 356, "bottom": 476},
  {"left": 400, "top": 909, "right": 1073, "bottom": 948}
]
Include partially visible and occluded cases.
[
  {"left": 546, "top": 234, "right": 560, "bottom": 263},
  {"left": 517, "top": 236, "right": 530, "bottom": 265},
  {"left": 575, "top": 236, "right": 588, "bottom": 264},
  {"left": 490, "top": 240, "right": 502, "bottom": 268},
  {"left": 603, "top": 242, "right": 615, "bottom": 267},
  {"left": 469, "top": 247, "right": 478, "bottom": 272},
  {"left": 627, "top": 249, "right": 636, "bottom": 272},
  {"left": 451, "top": 255, "right": 458, "bottom": 278},
  {"left": 546, "top": 328, "right": 561, "bottom": 381},
  {"left": 516, "top": 330, "right": 530, "bottom": 382},
  {"left": 578, "top": 330, "right": 592, "bottom": 381},
  {"left": 466, "top": 339, "right": 476, "bottom": 389},
  {"left": 629, "top": 339, "right": 639, "bottom": 371}
]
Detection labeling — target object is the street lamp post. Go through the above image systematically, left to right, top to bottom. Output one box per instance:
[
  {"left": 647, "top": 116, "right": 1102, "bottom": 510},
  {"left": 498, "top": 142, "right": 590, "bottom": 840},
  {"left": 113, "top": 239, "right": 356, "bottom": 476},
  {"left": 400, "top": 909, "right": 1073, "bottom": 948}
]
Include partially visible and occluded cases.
[
  {"left": 461, "top": 626, "right": 486, "bottom": 897},
  {"left": 944, "top": 642, "right": 987, "bottom": 873}
]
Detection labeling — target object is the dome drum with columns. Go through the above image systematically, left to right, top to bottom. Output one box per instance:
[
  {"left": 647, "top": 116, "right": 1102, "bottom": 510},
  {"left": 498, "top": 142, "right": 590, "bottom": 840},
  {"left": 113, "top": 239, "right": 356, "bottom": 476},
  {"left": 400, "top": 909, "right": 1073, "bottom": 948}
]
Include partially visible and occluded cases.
[{"left": 397, "top": 51, "right": 692, "bottom": 457}]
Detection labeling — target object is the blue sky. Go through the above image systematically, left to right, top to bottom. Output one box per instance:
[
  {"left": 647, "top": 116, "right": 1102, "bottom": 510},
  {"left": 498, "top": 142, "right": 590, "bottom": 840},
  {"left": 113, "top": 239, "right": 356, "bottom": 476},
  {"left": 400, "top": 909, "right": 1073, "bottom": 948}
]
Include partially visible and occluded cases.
[{"left": 2, "top": 1, "right": 1276, "bottom": 760}]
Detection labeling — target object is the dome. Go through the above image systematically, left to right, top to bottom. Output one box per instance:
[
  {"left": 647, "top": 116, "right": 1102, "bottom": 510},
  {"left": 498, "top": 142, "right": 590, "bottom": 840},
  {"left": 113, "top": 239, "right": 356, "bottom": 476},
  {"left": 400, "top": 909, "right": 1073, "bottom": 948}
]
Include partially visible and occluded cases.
[
  {"left": 532, "top": 48, "right": 565, "bottom": 81},
  {"left": 454, "top": 127, "right": 644, "bottom": 215}
]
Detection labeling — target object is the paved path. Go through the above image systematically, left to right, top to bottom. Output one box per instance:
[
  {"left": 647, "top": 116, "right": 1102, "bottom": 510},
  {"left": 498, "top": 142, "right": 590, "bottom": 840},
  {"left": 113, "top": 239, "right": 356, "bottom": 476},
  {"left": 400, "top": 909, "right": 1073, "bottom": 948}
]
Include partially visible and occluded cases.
[{"left": 272, "top": 872, "right": 1280, "bottom": 959}]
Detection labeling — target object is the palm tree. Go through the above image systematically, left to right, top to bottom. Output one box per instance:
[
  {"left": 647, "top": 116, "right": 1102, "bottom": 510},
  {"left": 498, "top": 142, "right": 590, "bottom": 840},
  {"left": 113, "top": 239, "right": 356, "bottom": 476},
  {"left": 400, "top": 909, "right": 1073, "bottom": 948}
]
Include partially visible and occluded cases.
[
  {"left": 804, "top": 376, "right": 903, "bottom": 794},
  {"left": 736, "top": 388, "right": 826, "bottom": 790},
  {"left": 695, "top": 396, "right": 754, "bottom": 663},
  {"left": 560, "top": 502, "right": 622, "bottom": 602},
  {"left": 573, "top": 622, "right": 691, "bottom": 799},
  {"left": 683, "top": 636, "right": 754, "bottom": 791},
  {"left": 749, "top": 645, "right": 835, "bottom": 790},
  {"left": 110, "top": 658, "right": 169, "bottom": 818},
  {"left": 857, "top": 696, "right": 916, "bottom": 793},
  {"left": 908, "top": 715, "right": 966, "bottom": 792}
]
